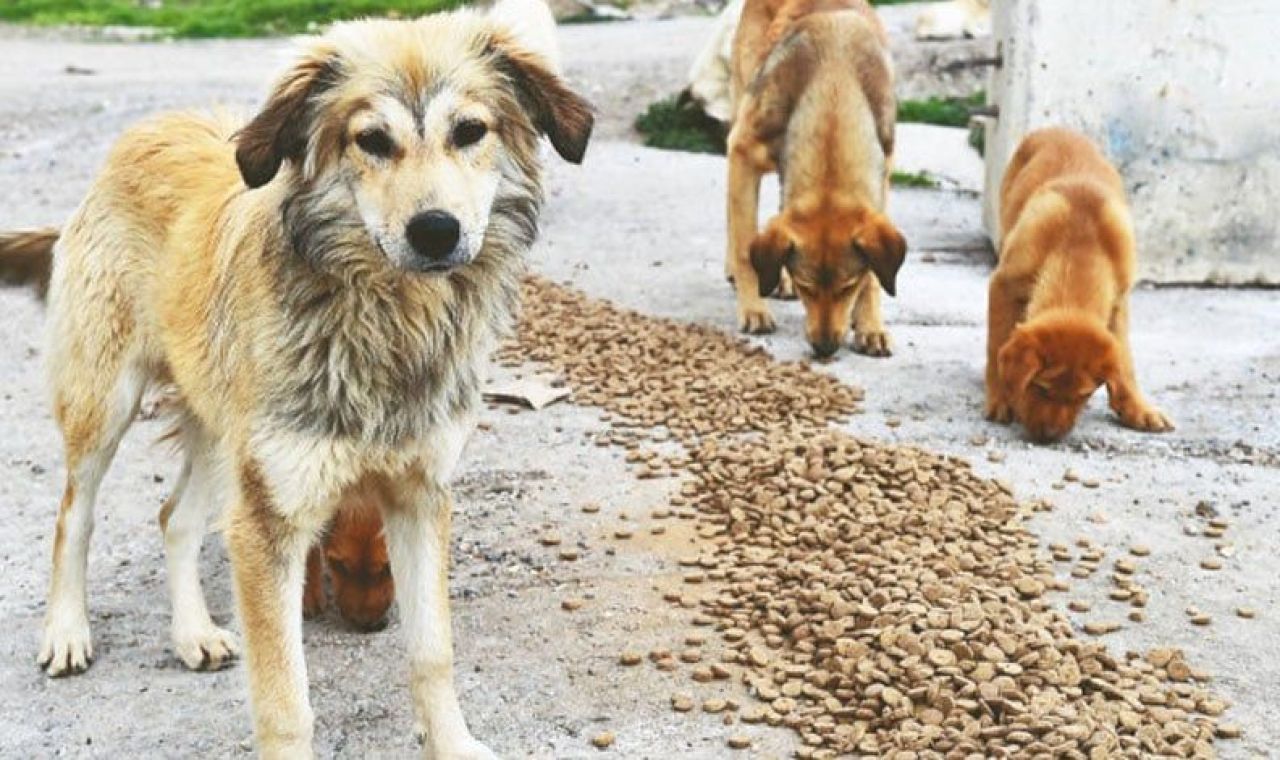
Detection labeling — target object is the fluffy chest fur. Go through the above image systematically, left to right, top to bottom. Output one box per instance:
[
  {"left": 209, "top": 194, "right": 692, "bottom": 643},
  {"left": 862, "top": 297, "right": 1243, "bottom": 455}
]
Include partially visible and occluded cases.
[{"left": 263, "top": 232, "right": 523, "bottom": 448}]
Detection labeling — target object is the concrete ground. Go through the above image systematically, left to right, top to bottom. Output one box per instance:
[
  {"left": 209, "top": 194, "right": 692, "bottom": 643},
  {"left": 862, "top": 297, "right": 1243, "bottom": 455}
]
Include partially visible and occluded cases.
[{"left": 1, "top": 9, "right": 1277, "bottom": 760}]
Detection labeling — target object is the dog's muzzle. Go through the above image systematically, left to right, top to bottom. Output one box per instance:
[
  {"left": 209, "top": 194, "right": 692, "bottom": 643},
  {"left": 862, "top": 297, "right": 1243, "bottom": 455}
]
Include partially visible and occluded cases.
[{"left": 405, "top": 210, "right": 467, "bottom": 272}]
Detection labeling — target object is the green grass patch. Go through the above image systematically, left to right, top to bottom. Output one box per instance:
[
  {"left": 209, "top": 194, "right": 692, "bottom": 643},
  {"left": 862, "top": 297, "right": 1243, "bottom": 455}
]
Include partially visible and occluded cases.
[
  {"left": 0, "top": 0, "right": 465, "bottom": 38},
  {"left": 897, "top": 91, "right": 986, "bottom": 128},
  {"left": 634, "top": 96, "right": 727, "bottom": 156},
  {"left": 890, "top": 170, "right": 939, "bottom": 189}
]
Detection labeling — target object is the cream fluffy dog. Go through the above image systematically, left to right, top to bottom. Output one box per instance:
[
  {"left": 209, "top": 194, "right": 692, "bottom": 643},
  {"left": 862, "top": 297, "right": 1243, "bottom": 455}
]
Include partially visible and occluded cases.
[{"left": 0, "top": 3, "right": 591, "bottom": 758}]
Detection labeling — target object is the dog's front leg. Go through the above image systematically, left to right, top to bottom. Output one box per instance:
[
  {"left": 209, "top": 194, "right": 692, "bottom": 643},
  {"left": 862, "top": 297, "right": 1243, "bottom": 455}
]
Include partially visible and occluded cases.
[
  {"left": 726, "top": 125, "right": 774, "bottom": 334},
  {"left": 984, "top": 271, "right": 1022, "bottom": 423},
  {"left": 851, "top": 275, "right": 892, "bottom": 357},
  {"left": 1105, "top": 299, "right": 1174, "bottom": 433},
  {"left": 226, "top": 463, "right": 316, "bottom": 759},
  {"left": 384, "top": 480, "right": 494, "bottom": 760}
]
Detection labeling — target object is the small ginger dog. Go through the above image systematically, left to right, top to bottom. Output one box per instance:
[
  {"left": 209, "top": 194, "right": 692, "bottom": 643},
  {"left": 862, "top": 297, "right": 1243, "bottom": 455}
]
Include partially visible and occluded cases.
[
  {"left": 726, "top": 0, "right": 907, "bottom": 358},
  {"left": 0, "top": 3, "right": 591, "bottom": 757},
  {"left": 986, "top": 128, "right": 1173, "bottom": 442},
  {"left": 303, "top": 497, "right": 395, "bottom": 632}
]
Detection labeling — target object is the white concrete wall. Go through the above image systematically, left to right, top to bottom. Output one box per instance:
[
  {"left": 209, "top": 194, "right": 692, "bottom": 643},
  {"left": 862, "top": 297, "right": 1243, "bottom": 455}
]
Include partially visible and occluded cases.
[{"left": 982, "top": 0, "right": 1280, "bottom": 284}]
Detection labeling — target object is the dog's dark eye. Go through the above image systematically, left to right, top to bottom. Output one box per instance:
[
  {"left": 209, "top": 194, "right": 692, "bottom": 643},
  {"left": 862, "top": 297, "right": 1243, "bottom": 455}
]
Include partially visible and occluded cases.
[
  {"left": 452, "top": 120, "right": 488, "bottom": 148},
  {"left": 355, "top": 128, "right": 395, "bottom": 158}
]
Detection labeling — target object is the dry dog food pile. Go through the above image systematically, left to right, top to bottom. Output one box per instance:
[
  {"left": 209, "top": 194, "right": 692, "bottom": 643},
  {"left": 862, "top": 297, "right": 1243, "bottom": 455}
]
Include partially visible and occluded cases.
[{"left": 501, "top": 277, "right": 1232, "bottom": 758}]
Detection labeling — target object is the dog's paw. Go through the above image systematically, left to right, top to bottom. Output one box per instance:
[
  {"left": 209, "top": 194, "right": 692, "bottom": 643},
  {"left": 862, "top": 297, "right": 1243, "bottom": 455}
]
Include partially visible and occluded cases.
[
  {"left": 737, "top": 302, "right": 776, "bottom": 334},
  {"left": 852, "top": 330, "right": 892, "bottom": 357},
  {"left": 985, "top": 398, "right": 1015, "bottom": 424},
  {"left": 1117, "top": 404, "right": 1175, "bottom": 434},
  {"left": 38, "top": 617, "right": 93, "bottom": 677},
  {"left": 173, "top": 624, "right": 239, "bottom": 671},
  {"left": 434, "top": 737, "right": 500, "bottom": 760}
]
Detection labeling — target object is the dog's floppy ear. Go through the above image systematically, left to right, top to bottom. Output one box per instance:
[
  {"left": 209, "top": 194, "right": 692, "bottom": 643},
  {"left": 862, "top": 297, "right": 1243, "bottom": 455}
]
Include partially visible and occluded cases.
[
  {"left": 490, "top": 37, "right": 594, "bottom": 164},
  {"left": 235, "top": 45, "right": 341, "bottom": 189},
  {"left": 852, "top": 210, "right": 908, "bottom": 297},
  {"left": 749, "top": 222, "right": 797, "bottom": 298},
  {"left": 997, "top": 327, "right": 1043, "bottom": 399}
]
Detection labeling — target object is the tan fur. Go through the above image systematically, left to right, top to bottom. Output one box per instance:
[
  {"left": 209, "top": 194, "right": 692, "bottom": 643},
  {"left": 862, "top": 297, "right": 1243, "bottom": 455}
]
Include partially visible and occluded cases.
[
  {"left": 725, "top": 0, "right": 906, "bottom": 357},
  {"left": 4, "top": 8, "right": 591, "bottom": 759},
  {"left": 986, "top": 127, "right": 1172, "bottom": 442}
]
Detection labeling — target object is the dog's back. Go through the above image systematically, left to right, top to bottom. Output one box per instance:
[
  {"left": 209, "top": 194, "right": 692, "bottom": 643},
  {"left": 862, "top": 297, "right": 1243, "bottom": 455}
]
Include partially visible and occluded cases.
[
  {"left": 732, "top": 0, "right": 884, "bottom": 110},
  {"left": 998, "top": 128, "right": 1136, "bottom": 304}
]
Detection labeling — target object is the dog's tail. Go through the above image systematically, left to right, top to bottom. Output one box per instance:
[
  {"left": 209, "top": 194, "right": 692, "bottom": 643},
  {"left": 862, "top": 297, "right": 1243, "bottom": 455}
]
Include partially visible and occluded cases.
[{"left": 0, "top": 228, "right": 58, "bottom": 301}]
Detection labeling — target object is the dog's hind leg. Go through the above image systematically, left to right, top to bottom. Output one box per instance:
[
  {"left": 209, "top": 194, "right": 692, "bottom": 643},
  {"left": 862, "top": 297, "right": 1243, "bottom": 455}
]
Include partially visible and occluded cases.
[
  {"left": 39, "top": 358, "right": 146, "bottom": 676},
  {"left": 159, "top": 420, "right": 239, "bottom": 671}
]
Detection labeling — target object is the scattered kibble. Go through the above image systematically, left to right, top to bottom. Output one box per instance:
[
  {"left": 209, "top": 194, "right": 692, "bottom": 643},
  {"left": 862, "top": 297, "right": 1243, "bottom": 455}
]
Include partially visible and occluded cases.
[{"left": 498, "top": 278, "right": 1232, "bottom": 757}]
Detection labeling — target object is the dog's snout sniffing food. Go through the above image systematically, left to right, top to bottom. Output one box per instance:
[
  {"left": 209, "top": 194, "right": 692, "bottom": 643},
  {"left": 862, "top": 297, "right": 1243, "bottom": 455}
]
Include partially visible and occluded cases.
[{"left": 0, "top": 1, "right": 592, "bottom": 756}]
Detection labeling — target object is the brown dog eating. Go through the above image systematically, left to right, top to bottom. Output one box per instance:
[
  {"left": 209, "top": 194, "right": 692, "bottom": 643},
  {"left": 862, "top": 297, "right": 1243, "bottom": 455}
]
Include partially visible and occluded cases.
[
  {"left": 726, "top": 0, "right": 906, "bottom": 358},
  {"left": 986, "top": 127, "right": 1173, "bottom": 442},
  {"left": 303, "top": 494, "right": 394, "bottom": 632}
]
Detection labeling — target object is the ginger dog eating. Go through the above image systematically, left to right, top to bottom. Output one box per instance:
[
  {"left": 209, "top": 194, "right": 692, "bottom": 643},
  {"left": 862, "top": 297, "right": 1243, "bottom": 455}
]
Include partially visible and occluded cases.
[
  {"left": 726, "top": 0, "right": 906, "bottom": 358},
  {"left": 986, "top": 128, "right": 1173, "bottom": 442}
]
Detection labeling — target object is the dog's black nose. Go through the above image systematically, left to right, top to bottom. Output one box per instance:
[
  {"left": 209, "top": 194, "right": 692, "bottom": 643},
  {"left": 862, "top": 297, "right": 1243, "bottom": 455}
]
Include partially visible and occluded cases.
[
  {"left": 405, "top": 211, "right": 460, "bottom": 262},
  {"left": 810, "top": 338, "right": 840, "bottom": 359}
]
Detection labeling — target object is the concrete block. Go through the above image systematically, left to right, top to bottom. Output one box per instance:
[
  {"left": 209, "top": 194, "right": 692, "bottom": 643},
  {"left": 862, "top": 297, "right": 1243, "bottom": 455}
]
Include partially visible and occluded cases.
[{"left": 982, "top": 0, "right": 1280, "bottom": 284}]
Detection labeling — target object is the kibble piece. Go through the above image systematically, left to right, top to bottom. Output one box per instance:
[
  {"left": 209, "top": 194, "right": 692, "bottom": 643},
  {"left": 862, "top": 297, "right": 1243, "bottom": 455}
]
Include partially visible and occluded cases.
[
  {"left": 581, "top": 503, "right": 601, "bottom": 514},
  {"left": 540, "top": 532, "right": 562, "bottom": 547},
  {"left": 1129, "top": 544, "right": 1151, "bottom": 557},
  {"left": 1200, "top": 558, "right": 1223, "bottom": 571},
  {"left": 1014, "top": 578, "right": 1044, "bottom": 599},
  {"left": 561, "top": 598, "right": 584, "bottom": 612},
  {"left": 1068, "top": 600, "right": 1092, "bottom": 613},
  {"left": 1237, "top": 607, "right": 1257, "bottom": 619},
  {"left": 1190, "top": 613, "right": 1213, "bottom": 626},
  {"left": 1084, "top": 621, "right": 1122, "bottom": 635},
  {"left": 619, "top": 651, "right": 642, "bottom": 666},
  {"left": 671, "top": 695, "right": 694, "bottom": 713},
  {"left": 703, "top": 698, "right": 727, "bottom": 713},
  {"left": 1216, "top": 724, "right": 1242, "bottom": 739},
  {"left": 591, "top": 732, "right": 615, "bottom": 749},
  {"left": 727, "top": 735, "right": 752, "bottom": 750}
]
